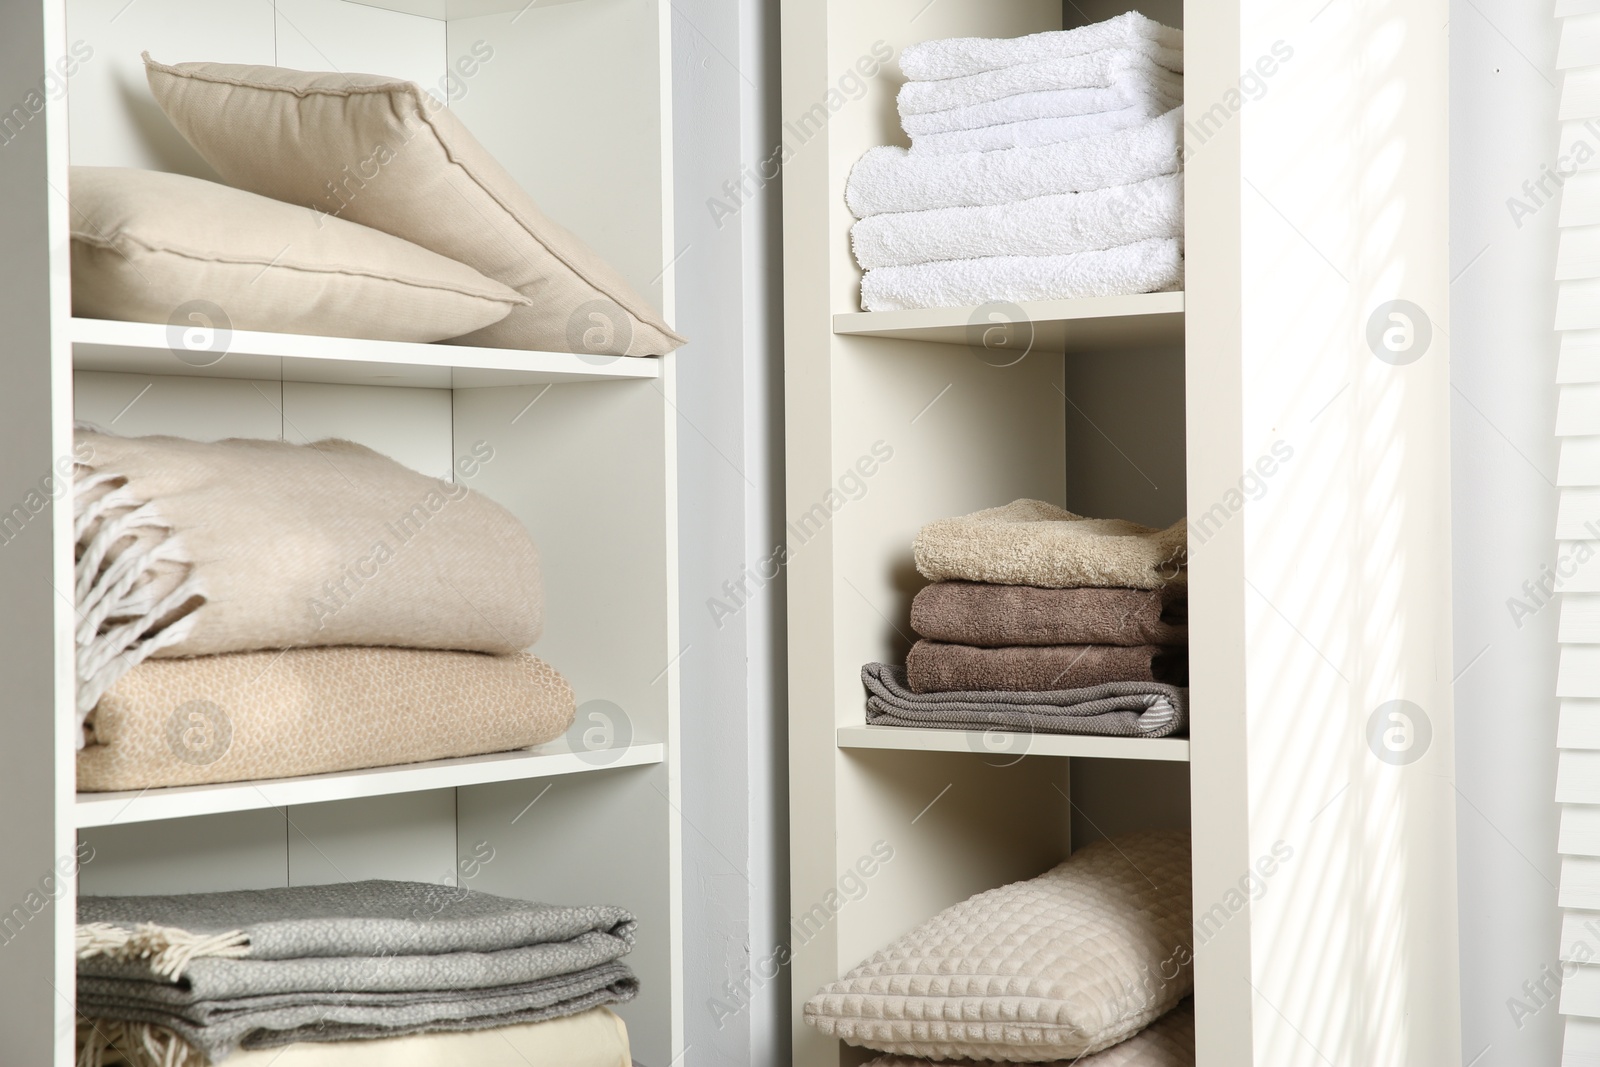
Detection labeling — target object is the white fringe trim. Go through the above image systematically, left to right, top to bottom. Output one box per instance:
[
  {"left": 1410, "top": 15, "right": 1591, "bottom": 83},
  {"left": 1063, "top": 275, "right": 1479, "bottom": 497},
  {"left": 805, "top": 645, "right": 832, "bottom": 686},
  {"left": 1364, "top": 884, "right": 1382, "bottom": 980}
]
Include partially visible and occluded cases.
[
  {"left": 74, "top": 456, "right": 206, "bottom": 750},
  {"left": 77, "top": 922, "right": 250, "bottom": 982},
  {"left": 76, "top": 1019, "right": 206, "bottom": 1067}
]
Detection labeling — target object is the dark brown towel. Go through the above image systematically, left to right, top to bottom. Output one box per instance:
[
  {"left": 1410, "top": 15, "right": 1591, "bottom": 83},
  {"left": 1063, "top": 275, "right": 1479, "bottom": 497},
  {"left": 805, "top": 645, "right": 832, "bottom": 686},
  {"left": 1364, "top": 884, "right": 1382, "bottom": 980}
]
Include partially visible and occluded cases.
[
  {"left": 910, "top": 581, "right": 1187, "bottom": 647},
  {"left": 906, "top": 640, "right": 1188, "bottom": 693}
]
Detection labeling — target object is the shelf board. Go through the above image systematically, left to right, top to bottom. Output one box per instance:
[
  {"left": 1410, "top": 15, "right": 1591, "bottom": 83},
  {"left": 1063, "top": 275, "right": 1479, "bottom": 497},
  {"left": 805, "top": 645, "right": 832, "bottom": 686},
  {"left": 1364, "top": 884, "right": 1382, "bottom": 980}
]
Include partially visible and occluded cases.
[
  {"left": 346, "top": 0, "right": 584, "bottom": 18},
  {"left": 833, "top": 292, "right": 1184, "bottom": 352},
  {"left": 71, "top": 318, "right": 661, "bottom": 389},
  {"left": 837, "top": 725, "right": 1190, "bottom": 762},
  {"left": 76, "top": 739, "right": 665, "bottom": 828}
]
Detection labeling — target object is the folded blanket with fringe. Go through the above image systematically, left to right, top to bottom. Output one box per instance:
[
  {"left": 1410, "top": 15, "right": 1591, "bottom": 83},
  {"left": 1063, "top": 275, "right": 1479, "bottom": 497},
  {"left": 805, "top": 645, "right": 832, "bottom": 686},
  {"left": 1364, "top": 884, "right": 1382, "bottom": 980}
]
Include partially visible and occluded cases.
[
  {"left": 899, "top": 12, "right": 1184, "bottom": 81},
  {"left": 898, "top": 49, "right": 1181, "bottom": 118},
  {"left": 900, "top": 80, "right": 1179, "bottom": 137},
  {"left": 909, "top": 100, "right": 1170, "bottom": 155},
  {"left": 847, "top": 109, "right": 1182, "bottom": 216},
  {"left": 851, "top": 175, "right": 1182, "bottom": 269},
  {"left": 74, "top": 429, "right": 543, "bottom": 746},
  {"left": 914, "top": 500, "right": 1188, "bottom": 590},
  {"left": 911, "top": 582, "right": 1186, "bottom": 647},
  {"left": 906, "top": 640, "right": 1187, "bottom": 693},
  {"left": 78, "top": 647, "right": 575, "bottom": 791},
  {"left": 863, "top": 663, "right": 1186, "bottom": 738},
  {"left": 76, "top": 881, "right": 638, "bottom": 1063},
  {"left": 860, "top": 999, "right": 1194, "bottom": 1067},
  {"left": 82, "top": 1006, "right": 633, "bottom": 1067}
]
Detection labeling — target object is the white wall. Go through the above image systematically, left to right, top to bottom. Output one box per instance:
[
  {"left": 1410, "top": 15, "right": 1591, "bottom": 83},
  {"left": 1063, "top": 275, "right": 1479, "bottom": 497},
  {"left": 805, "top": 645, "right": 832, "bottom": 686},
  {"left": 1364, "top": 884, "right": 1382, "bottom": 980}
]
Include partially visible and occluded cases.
[{"left": 1451, "top": 2, "right": 1563, "bottom": 1064}]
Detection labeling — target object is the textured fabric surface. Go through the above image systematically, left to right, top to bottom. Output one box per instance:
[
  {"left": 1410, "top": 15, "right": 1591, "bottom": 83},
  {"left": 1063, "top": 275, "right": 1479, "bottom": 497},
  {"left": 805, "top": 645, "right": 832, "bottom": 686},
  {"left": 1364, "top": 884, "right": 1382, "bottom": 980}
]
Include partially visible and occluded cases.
[
  {"left": 899, "top": 12, "right": 1184, "bottom": 81},
  {"left": 898, "top": 49, "right": 1181, "bottom": 117},
  {"left": 143, "top": 56, "right": 684, "bottom": 357},
  {"left": 900, "top": 78, "right": 1178, "bottom": 137},
  {"left": 910, "top": 101, "right": 1168, "bottom": 155},
  {"left": 847, "top": 109, "right": 1182, "bottom": 216},
  {"left": 70, "top": 167, "right": 526, "bottom": 343},
  {"left": 852, "top": 174, "right": 1181, "bottom": 269},
  {"left": 859, "top": 238, "right": 1182, "bottom": 311},
  {"left": 74, "top": 429, "right": 542, "bottom": 731},
  {"left": 913, "top": 500, "right": 1187, "bottom": 590},
  {"left": 911, "top": 582, "right": 1186, "bottom": 647},
  {"left": 906, "top": 640, "right": 1186, "bottom": 692},
  {"left": 78, "top": 647, "right": 575, "bottom": 791},
  {"left": 862, "top": 663, "right": 1186, "bottom": 738},
  {"left": 804, "top": 831, "right": 1193, "bottom": 1061},
  {"left": 78, "top": 881, "right": 637, "bottom": 1059},
  {"left": 860, "top": 999, "right": 1193, "bottom": 1067},
  {"left": 82, "top": 1006, "right": 632, "bottom": 1067}
]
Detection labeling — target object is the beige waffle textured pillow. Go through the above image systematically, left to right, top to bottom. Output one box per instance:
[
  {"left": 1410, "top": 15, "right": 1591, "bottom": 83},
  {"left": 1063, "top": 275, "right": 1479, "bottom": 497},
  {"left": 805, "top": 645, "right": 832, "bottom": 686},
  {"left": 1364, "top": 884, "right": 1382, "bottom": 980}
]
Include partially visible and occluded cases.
[
  {"left": 143, "top": 55, "right": 686, "bottom": 357},
  {"left": 70, "top": 167, "right": 528, "bottom": 342},
  {"left": 805, "top": 830, "right": 1193, "bottom": 1062},
  {"left": 860, "top": 999, "right": 1195, "bottom": 1067}
]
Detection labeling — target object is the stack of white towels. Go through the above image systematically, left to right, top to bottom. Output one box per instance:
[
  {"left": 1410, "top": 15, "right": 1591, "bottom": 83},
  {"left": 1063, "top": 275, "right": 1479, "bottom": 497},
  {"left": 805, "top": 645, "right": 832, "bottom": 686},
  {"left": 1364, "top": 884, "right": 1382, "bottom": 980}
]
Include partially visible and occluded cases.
[{"left": 846, "top": 12, "right": 1185, "bottom": 313}]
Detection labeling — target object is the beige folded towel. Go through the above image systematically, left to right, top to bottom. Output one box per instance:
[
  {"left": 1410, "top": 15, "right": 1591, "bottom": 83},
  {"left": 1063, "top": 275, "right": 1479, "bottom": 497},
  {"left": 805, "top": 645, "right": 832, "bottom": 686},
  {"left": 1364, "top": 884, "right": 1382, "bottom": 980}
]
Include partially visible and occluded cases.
[
  {"left": 913, "top": 500, "right": 1186, "bottom": 589},
  {"left": 910, "top": 582, "right": 1186, "bottom": 647},
  {"left": 78, "top": 647, "right": 574, "bottom": 791}
]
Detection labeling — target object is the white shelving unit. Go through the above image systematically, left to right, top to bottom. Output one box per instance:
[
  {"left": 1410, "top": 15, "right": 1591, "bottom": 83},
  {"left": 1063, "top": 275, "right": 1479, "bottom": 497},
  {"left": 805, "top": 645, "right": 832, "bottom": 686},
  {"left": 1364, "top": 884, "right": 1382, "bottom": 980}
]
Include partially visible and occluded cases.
[{"left": 0, "top": 1, "right": 684, "bottom": 1064}]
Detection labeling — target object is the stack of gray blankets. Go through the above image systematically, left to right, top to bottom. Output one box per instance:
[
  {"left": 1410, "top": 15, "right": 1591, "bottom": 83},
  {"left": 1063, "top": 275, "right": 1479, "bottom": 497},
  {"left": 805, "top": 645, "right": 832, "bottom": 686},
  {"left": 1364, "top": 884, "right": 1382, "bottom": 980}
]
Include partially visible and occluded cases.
[
  {"left": 846, "top": 12, "right": 1184, "bottom": 311},
  {"left": 74, "top": 880, "right": 638, "bottom": 1066}
]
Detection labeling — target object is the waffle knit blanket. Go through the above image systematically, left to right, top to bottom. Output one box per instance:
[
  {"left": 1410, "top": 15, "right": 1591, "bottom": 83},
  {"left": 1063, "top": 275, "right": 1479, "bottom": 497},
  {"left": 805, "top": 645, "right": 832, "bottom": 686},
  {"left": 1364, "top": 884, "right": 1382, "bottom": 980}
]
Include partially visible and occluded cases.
[
  {"left": 74, "top": 429, "right": 543, "bottom": 745},
  {"left": 913, "top": 500, "right": 1188, "bottom": 590},
  {"left": 910, "top": 582, "right": 1186, "bottom": 647},
  {"left": 78, "top": 648, "right": 575, "bottom": 791},
  {"left": 862, "top": 663, "right": 1186, "bottom": 738},
  {"left": 76, "top": 881, "right": 637, "bottom": 1062}
]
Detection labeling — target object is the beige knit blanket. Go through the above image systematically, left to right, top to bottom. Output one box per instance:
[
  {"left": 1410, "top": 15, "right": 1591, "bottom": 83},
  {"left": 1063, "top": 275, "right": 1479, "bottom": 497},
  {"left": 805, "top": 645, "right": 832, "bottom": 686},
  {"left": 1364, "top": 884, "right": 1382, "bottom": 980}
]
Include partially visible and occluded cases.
[
  {"left": 75, "top": 430, "right": 542, "bottom": 745},
  {"left": 913, "top": 500, "right": 1186, "bottom": 589},
  {"left": 78, "top": 648, "right": 574, "bottom": 791}
]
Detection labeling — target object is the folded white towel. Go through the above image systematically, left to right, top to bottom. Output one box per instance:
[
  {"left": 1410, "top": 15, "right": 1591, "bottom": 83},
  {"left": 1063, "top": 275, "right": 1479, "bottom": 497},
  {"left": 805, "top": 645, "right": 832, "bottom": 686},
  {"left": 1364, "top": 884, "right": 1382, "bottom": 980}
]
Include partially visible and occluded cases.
[
  {"left": 900, "top": 12, "right": 1183, "bottom": 81},
  {"left": 899, "top": 48, "right": 1179, "bottom": 118},
  {"left": 901, "top": 76, "right": 1181, "bottom": 136},
  {"left": 910, "top": 102, "right": 1166, "bottom": 155},
  {"left": 847, "top": 108, "right": 1182, "bottom": 217},
  {"left": 850, "top": 174, "right": 1182, "bottom": 269},
  {"left": 858, "top": 237, "right": 1183, "bottom": 312}
]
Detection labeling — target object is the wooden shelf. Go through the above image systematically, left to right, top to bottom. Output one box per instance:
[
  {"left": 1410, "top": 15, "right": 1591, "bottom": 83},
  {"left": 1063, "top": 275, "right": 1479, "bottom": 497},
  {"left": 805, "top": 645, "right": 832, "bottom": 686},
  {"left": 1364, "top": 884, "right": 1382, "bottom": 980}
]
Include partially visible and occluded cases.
[
  {"left": 833, "top": 292, "right": 1184, "bottom": 352},
  {"left": 71, "top": 318, "right": 662, "bottom": 389},
  {"left": 837, "top": 725, "right": 1190, "bottom": 762},
  {"left": 76, "top": 739, "right": 665, "bottom": 828}
]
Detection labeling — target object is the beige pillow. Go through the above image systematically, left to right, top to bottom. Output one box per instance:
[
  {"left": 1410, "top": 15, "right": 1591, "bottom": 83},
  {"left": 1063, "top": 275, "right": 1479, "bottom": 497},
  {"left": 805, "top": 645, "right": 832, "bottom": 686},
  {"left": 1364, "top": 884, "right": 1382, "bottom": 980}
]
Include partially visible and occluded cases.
[
  {"left": 143, "top": 55, "right": 686, "bottom": 357},
  {"left": 70, "top": 167, "right": 528, "bottom": 343},
  {"left": 804, "top": 830, "right": 1193, "bottom": 1062},
  {"left": 860, "top": 1000, "right": 1195, "bottom": 1067}
]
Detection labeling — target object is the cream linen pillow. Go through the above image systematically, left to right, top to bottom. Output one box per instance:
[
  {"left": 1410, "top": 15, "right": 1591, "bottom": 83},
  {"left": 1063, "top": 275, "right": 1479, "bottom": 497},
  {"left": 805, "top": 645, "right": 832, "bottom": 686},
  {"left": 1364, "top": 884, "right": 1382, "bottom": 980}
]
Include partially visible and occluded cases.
[
  {"left": 143, "top": 55, "right": 686, "bottom": 357},
  {"left": 70, "top": 166, "right": 528, "bottom": 342},
  {"left": 805, "top": 830, "right": 1193, "bottom": 1062},
  {"left": 860, "top": 999, "right": 1195, "bottom": 1067}
]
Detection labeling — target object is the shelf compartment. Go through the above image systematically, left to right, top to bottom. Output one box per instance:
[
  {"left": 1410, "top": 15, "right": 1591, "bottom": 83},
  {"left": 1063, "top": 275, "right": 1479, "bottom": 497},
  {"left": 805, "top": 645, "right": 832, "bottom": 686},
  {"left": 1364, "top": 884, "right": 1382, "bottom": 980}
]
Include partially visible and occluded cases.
[
  {"left": 833, "top": 292, "right": 1184, "bottom": 352},
  {"left": 71, "top": 318, "right": 662, "bottom": 389},
  {"left": 837, "top": 725, "right": 1190, "bottom": 762},
  {"left": 76, "top": 739, "right": 665, "bottom": 828}
]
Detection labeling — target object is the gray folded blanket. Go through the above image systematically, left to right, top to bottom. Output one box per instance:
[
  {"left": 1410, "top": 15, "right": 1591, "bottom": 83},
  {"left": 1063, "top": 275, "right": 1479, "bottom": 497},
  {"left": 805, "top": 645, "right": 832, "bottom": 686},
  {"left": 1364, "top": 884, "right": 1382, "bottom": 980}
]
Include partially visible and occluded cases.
[
  {"left": 863, "top": 662, "right": 1186, "bottom": 738},
  {"left": 77, "top": 880, "right": 637, "bottom": 1061}
]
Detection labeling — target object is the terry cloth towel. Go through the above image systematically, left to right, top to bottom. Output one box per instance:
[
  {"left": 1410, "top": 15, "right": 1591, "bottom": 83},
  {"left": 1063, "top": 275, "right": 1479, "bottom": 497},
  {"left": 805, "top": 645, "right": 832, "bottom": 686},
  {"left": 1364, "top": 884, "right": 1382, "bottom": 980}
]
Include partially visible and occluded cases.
[
  {"left": 900, "top": 12, "right": 1184, "bottom": 81},
  {"left": 898, "top": 50, "right": 1180, "bottom": 119},
  {"left": 900, "top": 78, "right": 1180, "bottom": 137},
  {"left": 910, "top": 102, "right": 1171, "bottom": 156},
  {"left": 846, "top": 109, "right": 1182, "bottom": 216},
  {"left": 851, "top": 174, "right": 1181, "bottom": 269},
  {"left": 859, "top": 238, "right": 1181, "bottom": 312},
  {"left": 73, "top": 429, "right": 542, "bottom": 744},
  {"left": 914, "top": 500, "right": 1188, "bottom": 590},
  {"left": 910, "top": 582, "right": 1186, "bottom": 647},
  {"left": 906, "top": 640, "right": 1187, "bottom": 693},
  {"left": 77, "top": 647, "right": 576, "bottom": 792},
  {"left": 862, "top": 663, "right": 1185, "bottom": 738},
  {"left": 804, "top": 831, "right": 1192, "bottom": 1061},
  {"left": 76, "top": 881, "right": 637, "bottom": 1061},
  {"left": 859, "top": 999, "right": 1195, "bottom": 1067},
  {"left": 80, "top": 1006, "right": 634, "bottom": 1067}
]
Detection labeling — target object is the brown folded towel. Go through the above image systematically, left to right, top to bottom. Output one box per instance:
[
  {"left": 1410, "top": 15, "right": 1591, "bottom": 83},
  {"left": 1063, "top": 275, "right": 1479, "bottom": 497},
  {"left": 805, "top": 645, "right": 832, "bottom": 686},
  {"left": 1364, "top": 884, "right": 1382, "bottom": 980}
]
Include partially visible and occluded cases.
[
  {"left": 910, "top": 582, "right": 1186, "bottom": 647},
  {"left": 906, "top": 640, "right": 1187, "bottom": 693}
]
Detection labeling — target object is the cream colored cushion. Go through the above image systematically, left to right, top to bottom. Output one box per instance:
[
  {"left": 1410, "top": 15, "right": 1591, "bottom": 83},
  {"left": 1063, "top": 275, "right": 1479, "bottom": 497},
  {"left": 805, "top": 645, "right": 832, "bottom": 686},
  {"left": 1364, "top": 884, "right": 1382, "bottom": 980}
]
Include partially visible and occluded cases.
[
  {"left": 143, "top": 55, "right": 686, "bottom": 357},
  {"left": 70, "top": 166, "right": 527, "bottom": 342},
  {"left": 805, "top": 830, "right": 1192, "bottom": 1062},
  {"left": 861, "top": 1000, "right": 1195, "bottom": 1067}
]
